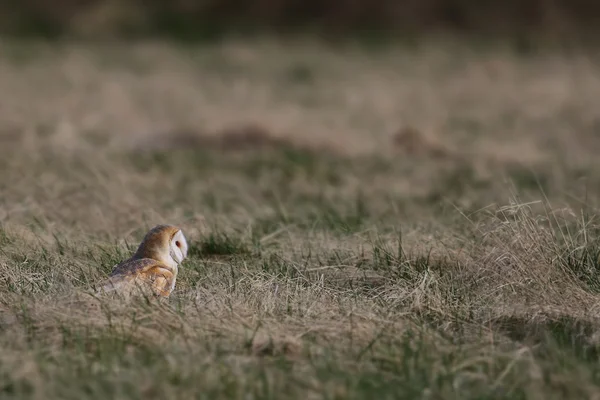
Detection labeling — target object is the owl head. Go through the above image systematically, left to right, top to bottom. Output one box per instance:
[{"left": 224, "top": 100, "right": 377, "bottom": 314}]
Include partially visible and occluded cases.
[{"left": 132, "top": 224, "right": 188, "bottom": 267}]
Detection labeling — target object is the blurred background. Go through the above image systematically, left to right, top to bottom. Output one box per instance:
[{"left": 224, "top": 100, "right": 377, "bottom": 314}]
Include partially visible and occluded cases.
[
  {"left": 2, "top": 0, "right": 600, "bottom": 44},
  {"left": 2, "top": 0, "right": 600, "bottom": 233}
]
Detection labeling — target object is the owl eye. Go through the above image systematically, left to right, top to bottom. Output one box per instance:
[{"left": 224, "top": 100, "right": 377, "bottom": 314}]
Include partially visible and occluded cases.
[{"left": 175, "top": 241, "right": 181, "bottom": 248}]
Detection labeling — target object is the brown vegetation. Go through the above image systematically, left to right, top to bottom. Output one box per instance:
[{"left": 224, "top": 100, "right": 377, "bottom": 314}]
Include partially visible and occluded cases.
[
  {"left": 1, "top": 39, "right": 600, "bottom": 398},
  {"left": 140, "top": 124, "right": 324, "bottom": 153}
]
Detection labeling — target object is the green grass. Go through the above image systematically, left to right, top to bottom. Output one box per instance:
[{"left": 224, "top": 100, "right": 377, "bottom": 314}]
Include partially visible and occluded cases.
[
  {"left": 2, "top": 38, "right": 600, "bottom": 398},
  {"left": 2, "top": 145, "right": 600, "bottom": 398}
]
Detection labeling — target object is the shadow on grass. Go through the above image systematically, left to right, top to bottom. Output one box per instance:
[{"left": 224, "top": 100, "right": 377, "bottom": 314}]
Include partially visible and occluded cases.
[
  {"left": 189, "top": 232, "right": 250, "bottom": 258},
  {"left": 491, "top": 314, "right": 600, "bottom": 362}
]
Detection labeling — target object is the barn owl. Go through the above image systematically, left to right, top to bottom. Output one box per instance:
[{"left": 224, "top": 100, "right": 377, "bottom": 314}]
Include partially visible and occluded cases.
[{"left": 100, "top": 224, "right": 188, "bottom": 298}]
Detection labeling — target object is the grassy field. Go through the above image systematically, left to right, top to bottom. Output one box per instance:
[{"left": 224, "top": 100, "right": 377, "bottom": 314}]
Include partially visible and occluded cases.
[{"left": 2, "top": 37, "right": 600, "bottom": 399}]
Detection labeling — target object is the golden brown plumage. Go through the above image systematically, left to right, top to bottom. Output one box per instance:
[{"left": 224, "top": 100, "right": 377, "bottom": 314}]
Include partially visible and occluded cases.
[{"left": 100, "top": 224, "right": 188, "bottom": 298}]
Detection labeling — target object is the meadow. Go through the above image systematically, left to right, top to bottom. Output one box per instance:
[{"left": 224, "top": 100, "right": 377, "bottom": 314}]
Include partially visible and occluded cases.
[{"left": 2, "top": 37, "right": 600, "bottom": 399}]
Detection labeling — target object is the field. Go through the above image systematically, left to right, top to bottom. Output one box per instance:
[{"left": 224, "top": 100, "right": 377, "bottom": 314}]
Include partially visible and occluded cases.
[{"left": 2, "top": 37, "right": 600, "bottom": 399}]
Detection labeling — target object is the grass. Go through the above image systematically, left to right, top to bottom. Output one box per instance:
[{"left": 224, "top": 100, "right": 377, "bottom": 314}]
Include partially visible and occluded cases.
[{"left": 2, "top": 37, "right": 600, "bottom": 399}]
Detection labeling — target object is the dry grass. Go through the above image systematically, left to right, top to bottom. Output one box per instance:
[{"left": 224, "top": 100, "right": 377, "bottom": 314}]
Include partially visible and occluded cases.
[{"left": 2, "top": 37, "right": 600, "bottom": 399}]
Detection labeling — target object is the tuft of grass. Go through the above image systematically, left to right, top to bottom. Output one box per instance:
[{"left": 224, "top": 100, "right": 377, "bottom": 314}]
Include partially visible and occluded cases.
[{"left": 561, "top": 241, "right": 600, "bottom": 294}]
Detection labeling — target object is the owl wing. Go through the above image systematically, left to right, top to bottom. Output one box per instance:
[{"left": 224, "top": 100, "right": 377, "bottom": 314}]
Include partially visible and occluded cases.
[
  {"left": 109, "top": 257, "right": 157, "bottom": 277},
  {"left": 102, "top": 258, "right": 175, "bottom": 297}
]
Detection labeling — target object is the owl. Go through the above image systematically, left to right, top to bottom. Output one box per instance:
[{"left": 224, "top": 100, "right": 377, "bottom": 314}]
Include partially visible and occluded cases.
[{"left": 100, "top": 224, "right": 188, "bottom": 298}]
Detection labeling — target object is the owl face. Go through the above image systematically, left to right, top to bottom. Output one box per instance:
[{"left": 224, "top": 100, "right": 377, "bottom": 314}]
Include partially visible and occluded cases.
[
  {"left": 132, "top": 224, "right": 189, "bottom": 268},
  {"left": 169, "top": 229, "right": 188, "bottom": 265}
]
